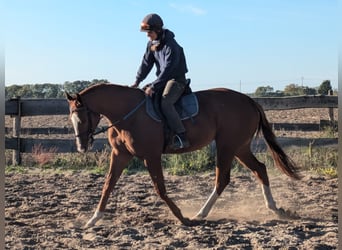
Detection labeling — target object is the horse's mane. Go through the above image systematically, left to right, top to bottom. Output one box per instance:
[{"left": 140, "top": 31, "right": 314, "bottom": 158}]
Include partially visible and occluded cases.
[{"left": 79, "top": 83, "right": 135, "bottom": 95}]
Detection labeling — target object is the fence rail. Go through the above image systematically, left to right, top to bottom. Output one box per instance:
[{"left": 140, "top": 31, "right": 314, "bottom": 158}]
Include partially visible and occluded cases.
[
  {"left": 5, "top": 95, "right": 338, "bottom": 165},
  {"left": 5, "top": 95, "right": 338, "bottom": 116}
]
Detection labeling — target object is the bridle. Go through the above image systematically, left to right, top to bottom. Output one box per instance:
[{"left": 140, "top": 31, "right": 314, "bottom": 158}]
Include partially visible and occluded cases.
[
  {"left": 71, "top": 98, "right": 146, "bottom": 145},
  {"left": 71, "top": 105, "right": 98, "bottom": 146}
]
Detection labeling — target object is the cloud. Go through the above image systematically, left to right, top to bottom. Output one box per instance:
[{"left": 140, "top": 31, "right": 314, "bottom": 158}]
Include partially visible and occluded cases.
[{"left": 169, "top": 3, "right": 207, "bottom": 16}]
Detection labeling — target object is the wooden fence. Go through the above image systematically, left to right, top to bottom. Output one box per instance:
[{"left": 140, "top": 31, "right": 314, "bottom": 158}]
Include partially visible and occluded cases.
[{"left": 5, "top": 95, "right": 338, "bottom": 165}]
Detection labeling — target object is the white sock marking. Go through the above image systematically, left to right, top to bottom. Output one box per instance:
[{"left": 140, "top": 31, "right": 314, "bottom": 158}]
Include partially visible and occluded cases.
[
  {"left": 262, "top": 184, "right": 277, "bottom": 211},
  {"left": 195, "top": 187, "right": 219, "bottom": 219},
  {"left": 85, "top": 210, "right": 104, "bottom": 228}
]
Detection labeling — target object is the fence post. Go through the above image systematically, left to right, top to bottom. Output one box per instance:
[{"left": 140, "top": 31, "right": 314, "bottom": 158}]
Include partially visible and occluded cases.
[
  {"left": 328, "top": 90, "right": 334, "bottom": 125},
  {"left": 12, "top": 97, "right": 22, "bottom": 165}
]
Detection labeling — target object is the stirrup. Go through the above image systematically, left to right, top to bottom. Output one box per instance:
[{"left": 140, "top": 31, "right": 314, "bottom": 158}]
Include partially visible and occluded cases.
[
  {"left": 171, "top": 134, "right": 189, "bottom": 149},
  {"left": 174, "top": 134, "right": 184, "bottom": 148}
]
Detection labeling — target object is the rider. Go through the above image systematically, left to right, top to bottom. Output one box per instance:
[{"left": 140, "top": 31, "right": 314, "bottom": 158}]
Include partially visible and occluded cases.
[{"left": 131, "top": 13, "right": 190, "bottom": 150}]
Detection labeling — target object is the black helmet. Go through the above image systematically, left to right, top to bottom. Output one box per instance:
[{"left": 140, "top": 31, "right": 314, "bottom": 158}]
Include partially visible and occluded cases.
[{"left": 140, "top": 13, "right": 164, "bottom": 32}]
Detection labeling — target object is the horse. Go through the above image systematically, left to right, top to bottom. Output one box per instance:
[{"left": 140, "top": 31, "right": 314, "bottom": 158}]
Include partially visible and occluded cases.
[{"left": 66, "top": 83, "right": 300, "bottom": 227}]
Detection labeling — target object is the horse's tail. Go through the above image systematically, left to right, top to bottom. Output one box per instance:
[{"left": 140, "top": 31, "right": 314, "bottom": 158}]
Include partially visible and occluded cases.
[{"left": 254, "top": 102, "right": 301, "bottom": 180}]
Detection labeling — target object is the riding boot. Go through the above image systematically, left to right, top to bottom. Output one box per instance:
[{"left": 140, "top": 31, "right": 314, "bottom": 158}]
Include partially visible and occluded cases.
[{"left": 172, "top": 132, "right": 190, "bottom": 150}]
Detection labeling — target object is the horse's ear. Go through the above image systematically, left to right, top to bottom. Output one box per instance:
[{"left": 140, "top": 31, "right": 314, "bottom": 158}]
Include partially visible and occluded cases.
[
  {"left": 65, "top": 91, "right": 74, "bottom": 101},
  {"left": 65, "top": 92, "right": 82, "bottom": 107},
  {"left": 75, "top": 93, "right": 83, "bottom": 107}
]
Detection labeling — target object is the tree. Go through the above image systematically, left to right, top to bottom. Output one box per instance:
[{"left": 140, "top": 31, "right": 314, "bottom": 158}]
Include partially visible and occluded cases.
[
  {"left": 5, "top": 79, "right": 111, "bottom": 99},
  {"left": 63, "top": 79, "right": 109, "bottom": 94},
  {"left": 92, "top": 79, "right": 110, "bottom": 85},
  {"left": 63, "top": 80, "right": 92, "bottom": 94},
  {"left": 318, "top": 80, "right": 332, "bottom": 95},
  {"left": 40, "top": 83, "right": 63, "bottom": 98},
  {"left": 32, "top": 84, "right": 46, "bottom": 98},
  {"left": 284, "top": 84, "right": 304, "bottom": 96},
  {"left": 284, "top": 84, "right": 319, "bottom": 96},
  {"left": 5, "top": 85, "right": 22, "bottom": 99},
  {"left": 17, "top": 85, "right": 34, "bottom": 98},
  {"left": 254, "top": 85, "right": 274, "bottom": 97},
  {"left": 302, "top": 86, "right": 317, "bottom": 95}
]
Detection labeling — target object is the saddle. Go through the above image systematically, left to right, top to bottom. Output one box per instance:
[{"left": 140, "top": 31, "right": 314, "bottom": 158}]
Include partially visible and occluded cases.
[
  {"left": 145, "top": 79, "right": 199, "bottom": 122},
  {"left": 145, "top": 79, "right": 198, "bottom": 151},
  {"left": 146, "top": 93, "right": 198, "bottom": 122}
]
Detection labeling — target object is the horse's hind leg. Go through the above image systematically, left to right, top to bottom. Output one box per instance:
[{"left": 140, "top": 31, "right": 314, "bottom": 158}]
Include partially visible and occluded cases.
[
  {"left": 235, "top": 147, "right": 278, "bottom": 213},
  {"left": 194, "top": 148, "right": 234, "bottom": 219},
  {"left": 85, "top": 149, "right": 132, "bottom": 228},
  {"left": 144, "top": 156, "right": 196, "bottom": 226}
]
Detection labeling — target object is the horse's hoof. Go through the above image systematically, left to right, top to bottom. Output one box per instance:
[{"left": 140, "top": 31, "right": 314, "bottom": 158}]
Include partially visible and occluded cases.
[
  {"left": 276, "top": 207, "right": 300, "bottom": 219},
  {"left": 276, "top": 207, "right": 286, "bottom": 216},
  {"left": 84, "top": 211, "right": 104, "bottom": 229},
  {"left": 192, "top": 213, "right": 205, "bottom": 220},
  {"left": 181, "top": 217, "right": 202, "bottom": 226},
  {"left": 181, "top": 217, "right": 193, "bottom": 226},
  {"left": 189, "top": 219, "right": 203, "bottom": 226},
  {"left": 84, "top": 221, "right": 95, "bottom": 229}
]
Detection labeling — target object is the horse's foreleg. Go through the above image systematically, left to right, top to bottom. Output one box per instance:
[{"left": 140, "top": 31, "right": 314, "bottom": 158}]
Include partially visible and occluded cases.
[
  {"left": 85, "top": 149, "right": 132, "bottom": 228},
  {"left": 145, "top": 158, "right": 195, "bottom": 226}
]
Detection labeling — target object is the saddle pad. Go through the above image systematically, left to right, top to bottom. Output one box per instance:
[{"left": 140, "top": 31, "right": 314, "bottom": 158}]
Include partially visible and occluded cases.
[{"left": 146, "top": 93, "right": 199, "bottom": 122}]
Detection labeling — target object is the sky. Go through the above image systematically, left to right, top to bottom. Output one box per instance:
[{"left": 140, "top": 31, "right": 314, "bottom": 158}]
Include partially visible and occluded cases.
[{"left": 4, "top": 0, "right": 338, "bottom": 93}]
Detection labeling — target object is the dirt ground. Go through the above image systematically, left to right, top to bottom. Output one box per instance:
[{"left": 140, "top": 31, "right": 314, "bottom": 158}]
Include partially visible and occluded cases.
[
  {"left": 5, "top": 108, "right": 338, "bottom": 249},
  {"left": 5, "top": 170, "right": 337, "bottom": 249}
]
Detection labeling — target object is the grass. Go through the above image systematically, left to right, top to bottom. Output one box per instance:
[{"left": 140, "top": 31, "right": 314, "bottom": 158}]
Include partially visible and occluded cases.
[
  {"left": 321, "top": 125, "right": 338, "bottom": 138},
  {"left": 5, "top": 142, "right": 338, "bottom": 178},
  {"left": 31, "top": 144, "right": 58, "bottom": 166},
  {"left": 163, "top": 145, "right": 216, "bottom": 175}
]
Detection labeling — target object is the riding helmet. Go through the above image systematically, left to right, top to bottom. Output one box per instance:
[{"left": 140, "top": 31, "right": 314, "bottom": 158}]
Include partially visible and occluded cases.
[{"left": 140, "top": 13, "right": 164, "bottom": 32}]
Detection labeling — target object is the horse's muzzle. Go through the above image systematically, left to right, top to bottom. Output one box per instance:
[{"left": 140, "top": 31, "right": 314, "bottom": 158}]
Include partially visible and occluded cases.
[
  {"left": 75, "top": 135, "right": 93, "bottom": 153},
  {"left": 76, "top": 139, "right": 88, "bottom": 153}
]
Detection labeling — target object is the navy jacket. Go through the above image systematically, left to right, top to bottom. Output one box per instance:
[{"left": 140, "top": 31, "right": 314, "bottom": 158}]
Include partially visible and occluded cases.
[{"left": 135, "top": 29, "right": 188, "bottom": 91}]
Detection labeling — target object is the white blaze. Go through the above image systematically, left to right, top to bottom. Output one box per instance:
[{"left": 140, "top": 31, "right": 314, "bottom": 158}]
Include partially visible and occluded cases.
[{"left": 71, "top": 113, "right": 83, "bottom": 151}]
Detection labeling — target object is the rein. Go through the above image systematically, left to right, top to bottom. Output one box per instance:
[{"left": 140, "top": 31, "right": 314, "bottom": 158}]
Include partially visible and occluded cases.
[{"left": 91, "top": 98, "right": 146, "bottom": 136}]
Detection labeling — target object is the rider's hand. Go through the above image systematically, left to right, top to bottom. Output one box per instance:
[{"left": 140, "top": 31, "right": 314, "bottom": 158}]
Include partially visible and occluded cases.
[
  {"left": 130, "top": 82, "right": 139, "bottom": 88},
  {"left": 142, "top": 83, "right": 151, "bottom": 91},
  {"left": 144, "top": 86, "right": 154, "bottom": 97}
]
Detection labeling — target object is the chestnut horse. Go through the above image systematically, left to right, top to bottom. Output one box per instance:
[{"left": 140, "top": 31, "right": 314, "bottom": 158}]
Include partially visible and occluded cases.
[{"left": 66, "top": 83, "right": 300, "bottom": 227}]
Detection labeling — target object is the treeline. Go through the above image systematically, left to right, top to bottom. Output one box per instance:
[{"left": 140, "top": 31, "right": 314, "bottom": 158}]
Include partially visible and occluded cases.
[
  {"left": 5, "top": 79, "right": 110, "bottom": 99},
  {"left": 5, "top": 79, "right": 335, "bottom": 99},
  {"left": 252, "top": 80, "right": 334, "bottom": 97}
]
